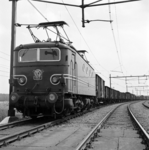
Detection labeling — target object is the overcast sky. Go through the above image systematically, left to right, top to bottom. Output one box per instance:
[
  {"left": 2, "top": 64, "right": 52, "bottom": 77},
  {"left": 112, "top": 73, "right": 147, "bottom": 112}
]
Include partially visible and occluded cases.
[{"left": 0, "top": 0, "right": 149, "bottom": 95}]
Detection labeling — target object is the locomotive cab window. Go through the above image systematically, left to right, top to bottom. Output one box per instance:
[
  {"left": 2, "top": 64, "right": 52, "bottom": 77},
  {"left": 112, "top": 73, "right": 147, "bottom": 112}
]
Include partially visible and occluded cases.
[
  {"left": 18, "top": 47, "right": 60, "bottom": 62},
  {"left": 18, "top": 48, "right": 37, "bottom": 62},
  {"left": 39, "top": 48, "right": 60, "bottom": 61}
]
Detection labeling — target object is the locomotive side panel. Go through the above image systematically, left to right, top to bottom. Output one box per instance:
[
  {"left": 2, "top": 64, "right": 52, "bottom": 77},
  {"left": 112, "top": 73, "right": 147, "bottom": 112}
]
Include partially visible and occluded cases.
[
  {"left": 66, "top": 50, "right": 78, "bottom": 94},
  {"left": 75, "top": 53, "right": 96, "bottom": 96}
]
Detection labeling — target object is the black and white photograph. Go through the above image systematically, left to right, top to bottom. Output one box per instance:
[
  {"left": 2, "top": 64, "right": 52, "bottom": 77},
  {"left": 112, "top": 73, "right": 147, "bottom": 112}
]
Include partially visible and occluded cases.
[{"left": 0, "top": 0, "right": 149, "bottom": 149}]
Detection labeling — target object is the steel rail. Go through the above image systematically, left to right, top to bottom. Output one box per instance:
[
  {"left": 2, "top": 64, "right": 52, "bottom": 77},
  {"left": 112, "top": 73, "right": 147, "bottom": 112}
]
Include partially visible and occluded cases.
[
  {"left": 142, "top": 101, "right": 149, "bottom": 109},
  {"left": 128, "top": 103, "right": 149, "bottom": 149},
  {"left": 76, "top": 104, "right": 121, "bottom": 150},
  {"left": 0, "top": 110, "right": 87, "bottom": 147},
  {"left": 0, "top": 115, "right": 45, "bottom": 131},
  {"left": 0, "top": 117, "right": 65, "bottom": 146},
  {"left": 0, "top": 118, "right": 31, "bottom": 131}
]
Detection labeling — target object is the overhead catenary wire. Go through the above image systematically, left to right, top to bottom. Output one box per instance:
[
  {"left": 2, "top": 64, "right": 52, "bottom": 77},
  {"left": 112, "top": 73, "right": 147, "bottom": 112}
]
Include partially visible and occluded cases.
[
  {"left": 27, "top": 0, "right": 49, "bottom": 22},
  {"left": 107, "top": 0, "right": 130, "bottom": 91},
  {"left": 108, "top": 0, "right": 123, "bottom": 74},
  {"left": 113, "top": 2, "right": 124, "bottom": 70},
  {"left": 0, "top": 51, "right": 10, "bottom": 56},
  {"left": 0, "top": 56, "right": 10, "bottom": 61},
  {"left": 0, "top": 64, "right": 10, "bottom": 68},
  {"left": 0, "top": 65, "right": 9, "bottom": 70},
  {"left": 0, "top": 70, "right": 9, "bottom": 73},
  {"left": 0, "top": 74, "right": 9, "bottom": 78}
]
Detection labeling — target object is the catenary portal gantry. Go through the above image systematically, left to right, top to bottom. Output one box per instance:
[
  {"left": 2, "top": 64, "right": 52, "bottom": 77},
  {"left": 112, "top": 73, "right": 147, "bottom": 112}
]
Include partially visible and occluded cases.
[{"left": 110, "top": 75, "right": 149, "bottom": 94}]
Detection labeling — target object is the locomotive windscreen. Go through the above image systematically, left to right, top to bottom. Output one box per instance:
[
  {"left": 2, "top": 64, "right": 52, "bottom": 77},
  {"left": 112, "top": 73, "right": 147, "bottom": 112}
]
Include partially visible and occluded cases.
[
  {"left": 18, "top": 48, "right": 60, "bottom": 62},
  {"left": 18, "top": 48, "right": 37, "bottom": 62},
  {"left": 40, "top": 48, "right": 60, "bottom": 61}
]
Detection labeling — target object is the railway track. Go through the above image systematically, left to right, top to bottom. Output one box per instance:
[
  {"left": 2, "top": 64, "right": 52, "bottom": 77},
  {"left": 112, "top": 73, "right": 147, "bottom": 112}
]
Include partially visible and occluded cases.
[
  {"left": 76, "top": 101, "right": 149, "bottom": 150},
  {"left": 0, "top": 102, "right": 148, "bottom": 150},
  {"left": 0, "top": 103, "right": 119, "bottom": 150},
  {"left": 0, "top": 104, "right": 106, "bottom": 148},
  {"left": 0, "top": 112, "right": 85, "bottom": 147},
  {"left": 0, "top": 115, "right": 51, "bottom": 131},
  {"left": 0, "top": 116, "right": 59, "bottom": 146},
  {"left": 0, "top": 118, "right": 31, "bottom": 131}
]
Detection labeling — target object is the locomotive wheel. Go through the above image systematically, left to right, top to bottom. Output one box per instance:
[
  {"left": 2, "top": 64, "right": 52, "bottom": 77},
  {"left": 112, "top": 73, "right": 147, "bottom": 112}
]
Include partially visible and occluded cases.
[{"left": 75, "top": 100, "right": 83, "bottom": 113}]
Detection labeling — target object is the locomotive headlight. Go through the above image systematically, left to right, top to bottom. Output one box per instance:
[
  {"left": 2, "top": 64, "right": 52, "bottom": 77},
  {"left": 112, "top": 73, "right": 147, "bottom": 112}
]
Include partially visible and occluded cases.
[
  {"left": 52, "top": 76, "right": 60, "bottom": 84},
  {"left": 18, "top": 77, "right": 26, "bottom": 85},
  {"left": 47, "top": 92, "right": 58, "bottom": 103},
  {"left": 10, "top": 93, "right": 19, "bottom": 103},
  {"left": 11, "top": 95, "right": 17, "bottom": 101}
]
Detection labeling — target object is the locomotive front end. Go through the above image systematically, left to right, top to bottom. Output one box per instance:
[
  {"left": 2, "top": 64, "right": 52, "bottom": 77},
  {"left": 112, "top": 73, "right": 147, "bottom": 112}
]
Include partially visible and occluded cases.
[
  {"left": 8, "top": 21, "right": 76, "bottom": 118},
  {"left": 10, "top": 43, "right": 68, "bottom": 118}
]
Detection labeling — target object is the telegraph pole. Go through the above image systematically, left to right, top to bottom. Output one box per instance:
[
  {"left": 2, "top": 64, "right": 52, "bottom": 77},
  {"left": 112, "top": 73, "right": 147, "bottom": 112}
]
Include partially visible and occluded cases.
[{"left": 8, "top": 0, "right": 17, "bottom": 116}]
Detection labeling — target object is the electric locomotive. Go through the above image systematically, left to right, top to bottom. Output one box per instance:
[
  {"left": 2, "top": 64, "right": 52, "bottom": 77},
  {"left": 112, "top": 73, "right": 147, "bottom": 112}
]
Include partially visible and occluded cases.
[{"left": 10, "top": 21, "right": 97, "bottom": 118}]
